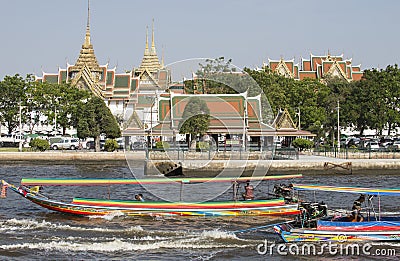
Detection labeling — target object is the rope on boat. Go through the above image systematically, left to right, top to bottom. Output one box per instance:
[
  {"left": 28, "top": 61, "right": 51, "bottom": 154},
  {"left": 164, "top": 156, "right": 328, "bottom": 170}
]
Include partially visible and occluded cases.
[{"left": 232, "top": 220, "right": 295, "bottom": 234}]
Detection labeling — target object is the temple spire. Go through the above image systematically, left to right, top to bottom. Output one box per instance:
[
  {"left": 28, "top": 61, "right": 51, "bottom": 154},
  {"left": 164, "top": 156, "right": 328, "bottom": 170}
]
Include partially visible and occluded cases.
[
  {"left": 70, "top": 0, "right": 101, "bottom": 75},
  {"left": 84, "top": 0, "right": 91, "bottom": 47},
  {"left": 151, "top": 19, "right": 156, "bottom": 54},
  {"left": 138, "top": 21, "right": 161, "bottom": 73},
  {"left": 144, "top": 26, "right": 150, "bottom": 55}
]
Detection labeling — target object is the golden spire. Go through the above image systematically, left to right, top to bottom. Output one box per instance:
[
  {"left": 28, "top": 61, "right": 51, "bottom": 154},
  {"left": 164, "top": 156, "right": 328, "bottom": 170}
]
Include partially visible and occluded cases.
[
  {"left": 70, "top": 0, "right": 101, "bottom": 74},
  {"left": 84, "top": 0, "right": 91, "bottom": 47},
  {"left": 151, "top": 18, "right": 156, "bottom": 54},
  {"left": 138, "top": 21, "right": 161, "bottom": 73},
  {"left": 144, "top": 26, "right": 150, "bottom": 55}
]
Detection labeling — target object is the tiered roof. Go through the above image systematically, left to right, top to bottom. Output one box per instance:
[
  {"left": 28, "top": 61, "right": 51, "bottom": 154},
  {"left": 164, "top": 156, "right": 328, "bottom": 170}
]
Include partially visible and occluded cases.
[
  {"left": 266, "top": 52, "right": 363, "bottom": 82},
  {"left": 152, "top": 92, "right": 274, "bottom": 136}
]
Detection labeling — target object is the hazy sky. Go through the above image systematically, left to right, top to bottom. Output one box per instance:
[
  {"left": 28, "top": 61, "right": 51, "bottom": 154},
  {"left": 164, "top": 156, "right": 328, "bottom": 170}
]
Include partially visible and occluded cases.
[{"left": 1, "top": 0, "right": 399, "bottom": 79}]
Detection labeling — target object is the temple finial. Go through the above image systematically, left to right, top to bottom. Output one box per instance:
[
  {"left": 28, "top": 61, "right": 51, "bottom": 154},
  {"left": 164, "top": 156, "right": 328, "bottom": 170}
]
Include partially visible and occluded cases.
[
  {"left": 84, "top": 0, "right": 91, "bottom": 47},
  {"left": 87, "top": 0, "right": 90, "bottom": 28},
  {"left": 151, "top": 18, "right": 156, "bottom": 54},
  {"left": 144, "top": 26, "right": 149, "bottom": 55}
]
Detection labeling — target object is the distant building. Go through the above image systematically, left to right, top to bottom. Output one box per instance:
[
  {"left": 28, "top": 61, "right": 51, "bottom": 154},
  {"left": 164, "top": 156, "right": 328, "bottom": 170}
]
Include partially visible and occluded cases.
[
  {"left": 36, "top": 2, "right": 173, "bottom": 136},
  {"left": 264, "top": 53, "right": 363, "bottom": 82}
]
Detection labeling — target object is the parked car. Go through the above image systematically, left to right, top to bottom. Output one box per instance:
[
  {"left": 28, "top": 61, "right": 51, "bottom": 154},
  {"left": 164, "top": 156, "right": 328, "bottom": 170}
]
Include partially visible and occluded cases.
[
  {"left": 51, "top": 137, "right": 80, "bottom": 150},
  {"left": 116, "top": 138, "right": 124, "bottom": 149},
  {"left": 86, "top": 140, "right": 105, "bottom": 150},
  {"left": 131, "top": 141, "right": 146, "bottom": 150},
  {"left": 364, "top": 141, "right": 380, "bottom": 151},
  {"left": 389, "top": 141, "right": 400, "bottom": 151}
]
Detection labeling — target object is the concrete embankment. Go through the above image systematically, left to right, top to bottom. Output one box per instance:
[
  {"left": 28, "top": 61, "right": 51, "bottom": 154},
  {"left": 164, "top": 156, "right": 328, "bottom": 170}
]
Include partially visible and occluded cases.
[
  {"left": 0, "top": 151, "right": 130, "bottom": 164},
  {"left": 0, "top": 152, "right": 399, "bottom": 175},
  {"left": 147, "top": 156, "right": 400, "bottom": 176}
]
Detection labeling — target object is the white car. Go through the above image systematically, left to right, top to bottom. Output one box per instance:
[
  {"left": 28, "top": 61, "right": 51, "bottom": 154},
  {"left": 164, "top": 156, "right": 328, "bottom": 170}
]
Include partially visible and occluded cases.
[
  {"left": 51, "top": 137, "right": 80, "bottom": 150},
  {"left": 365, "top": 141, "right": 380, "bottom": 151},
  {"left": 391, "top": 141, "right": 400, "bottom": 150}
]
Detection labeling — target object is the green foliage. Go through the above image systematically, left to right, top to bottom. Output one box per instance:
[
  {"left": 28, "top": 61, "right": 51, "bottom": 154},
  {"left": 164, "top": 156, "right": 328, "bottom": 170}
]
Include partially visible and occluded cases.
[
  {"left": 0, "top": 74, "right": 28, "bottom": 134},
  {"left": 77, "top": 96, "right": 121, "bottom": 151},
  {"left": 179, "top": 97, "right": 210, "bottom": 138},
  {"left": 29, "top": 138, "right": 50, "bottom": 152},
  {"left": 292, "top": 138, "right": 314, "bottom": 151},
  {"left": 104, "top": 139, "right": 118, "bottom": 152},
  {"left": 155, "top": 141, "right": 170, "bottom": 150},
  {"left": 196, "top": 141, "right": 210, "bottom": 151}
]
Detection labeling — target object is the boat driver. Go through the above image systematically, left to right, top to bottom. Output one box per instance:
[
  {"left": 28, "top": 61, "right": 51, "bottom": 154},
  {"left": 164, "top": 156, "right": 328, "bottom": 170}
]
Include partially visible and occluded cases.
[
  {"left": 242, "top": 181, "right": 255, "bottom": 200},
  {"left": 135, "top": 194, "right": 145, "bottom": 202},
  {"left": 350, "top": 194, "right": 365, "bottom": 222}
]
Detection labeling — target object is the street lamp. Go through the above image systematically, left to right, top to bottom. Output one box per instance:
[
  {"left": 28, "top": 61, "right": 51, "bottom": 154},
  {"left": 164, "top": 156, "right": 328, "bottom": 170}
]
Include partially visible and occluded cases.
[
  {"left": 337, "top": 100, "right": 340, "bottom": 152},
  {"left": 18, "top": 101, "right": 23, "bottom": 152}
]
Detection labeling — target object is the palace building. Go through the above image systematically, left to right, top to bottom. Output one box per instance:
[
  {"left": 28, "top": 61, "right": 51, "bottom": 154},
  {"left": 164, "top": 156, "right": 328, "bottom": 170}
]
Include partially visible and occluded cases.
[
  {"left": 34, "top": 1, "right": 316, "bottom": 146},
  {"left": 36, "top": 2, "right": 171, "bottom": 135},
  {"left": 264, "top": 53, "right": 363, "bottom": 82}
]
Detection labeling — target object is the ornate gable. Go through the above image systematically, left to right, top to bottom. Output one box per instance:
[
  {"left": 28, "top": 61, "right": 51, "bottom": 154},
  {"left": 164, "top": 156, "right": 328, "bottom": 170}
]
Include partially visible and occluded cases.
[
  {"left": 275, "top": 59, "right": 293, "bottom": 78},
  {"left": 325, "top": 60, "right": 348, "bottom": 81},
  {"left": 71, "top": 64, "right": 104, "bottom": 97},
  {"left": 273, "top": 108, "right": 297, "bottom": 130}
]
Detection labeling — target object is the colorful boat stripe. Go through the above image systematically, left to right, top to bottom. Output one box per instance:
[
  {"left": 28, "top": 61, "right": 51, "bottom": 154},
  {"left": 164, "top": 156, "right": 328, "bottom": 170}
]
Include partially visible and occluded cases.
[
  {"left": 20, "top": 174, "right": 302, "bottom": 186},
  {"left": 293, "top": 184, "right": 400, "bottom": 196}
]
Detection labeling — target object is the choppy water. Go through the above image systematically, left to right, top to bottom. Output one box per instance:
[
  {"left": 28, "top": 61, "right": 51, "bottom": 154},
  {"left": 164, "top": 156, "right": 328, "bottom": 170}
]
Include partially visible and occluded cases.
[{"left": 0, "top": 161, "right": 399, "bottom": 260}]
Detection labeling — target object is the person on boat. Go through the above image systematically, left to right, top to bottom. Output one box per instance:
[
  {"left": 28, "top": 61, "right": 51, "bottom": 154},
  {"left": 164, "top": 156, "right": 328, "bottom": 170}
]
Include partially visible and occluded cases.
[
  {"left": 242, "top": 181, "right": 254, "bottom": 200},
  {"left": 135, "top": 194, "right": 145, "bottom": 202},
  {"left": 350, "top": 194, "right": 365, "bottom": 222}
]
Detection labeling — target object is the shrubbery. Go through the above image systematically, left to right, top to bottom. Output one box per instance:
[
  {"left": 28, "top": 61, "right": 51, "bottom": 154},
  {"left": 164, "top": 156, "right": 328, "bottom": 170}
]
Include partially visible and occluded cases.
[
  {"left": 29, "top": 138, "right": 50, "bottom": 152},
  {"left": 292, "top": 138, "right": 314, "bottom": 151},
  {"left": 104, "top": 139, "right": 119, "bottom": 152},
  {"left": 156, "top": 141, "right": 170, "bottom": 151},
  {"left": 196, "top": 141, "right": 210, "bottom": 151}
]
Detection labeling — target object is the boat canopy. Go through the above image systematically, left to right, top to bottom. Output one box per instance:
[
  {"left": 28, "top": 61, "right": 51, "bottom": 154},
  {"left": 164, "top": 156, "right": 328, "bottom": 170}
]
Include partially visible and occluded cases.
[
  {"left": 20, "top": 174, "right": 302, "bottom": 186},
  {"left": 293, "top": 184, "right": 400, "bottom": 196}
]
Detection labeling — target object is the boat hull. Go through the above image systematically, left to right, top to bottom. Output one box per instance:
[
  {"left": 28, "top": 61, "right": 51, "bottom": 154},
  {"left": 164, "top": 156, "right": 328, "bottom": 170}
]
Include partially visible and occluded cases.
[
  {"left": 8, "top": 183, "right": 300, "bottom": 217},
  {"left": 274, "top": 220, "right": 400, "bottom": 242}
]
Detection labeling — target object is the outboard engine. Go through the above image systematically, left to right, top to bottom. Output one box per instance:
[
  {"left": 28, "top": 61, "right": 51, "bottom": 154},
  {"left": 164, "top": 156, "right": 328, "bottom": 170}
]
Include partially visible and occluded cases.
[
  {"left": 273, "top": 184, "right": 298, "bottom": 203},
  {"left": 296, "top": 201, "right": 328, "bottom": 228}
]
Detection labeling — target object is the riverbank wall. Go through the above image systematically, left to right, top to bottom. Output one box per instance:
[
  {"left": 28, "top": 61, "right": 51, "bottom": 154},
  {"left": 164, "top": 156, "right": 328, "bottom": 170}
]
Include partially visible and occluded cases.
[{"left": 1, "top": 152, "right": 399, "bottom": 175}]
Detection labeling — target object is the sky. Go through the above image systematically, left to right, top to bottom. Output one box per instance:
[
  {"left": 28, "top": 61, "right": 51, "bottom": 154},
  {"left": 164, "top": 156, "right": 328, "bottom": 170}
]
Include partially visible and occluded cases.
[{"left": 0, "top": 0, "right": 399, "bottom": 80}]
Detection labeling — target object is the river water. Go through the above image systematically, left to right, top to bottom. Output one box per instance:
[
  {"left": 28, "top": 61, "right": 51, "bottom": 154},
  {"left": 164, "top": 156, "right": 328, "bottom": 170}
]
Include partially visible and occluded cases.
[{"left": 0, "top": 161, "right": 399, "bottom": 260}]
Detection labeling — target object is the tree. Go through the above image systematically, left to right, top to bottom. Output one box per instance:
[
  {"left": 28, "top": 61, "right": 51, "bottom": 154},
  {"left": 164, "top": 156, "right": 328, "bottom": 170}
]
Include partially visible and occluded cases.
[
  {"left": 186, "top": 57, "right": 245, "bottom": 95},
  {"left": 0, "top": 74, "right": 28, "bottom": 134},
  {"left": 56, "top": 83, "right": 91, "bottom": 135},
  {"left": 77, "top": 96, "right": 121, "bottom": 152},
  {"left": 178, "top": 97, "right": 210, "bottom": 149},
  {"left": 292, "top": 138, "right": 314, "bottom": 151}
]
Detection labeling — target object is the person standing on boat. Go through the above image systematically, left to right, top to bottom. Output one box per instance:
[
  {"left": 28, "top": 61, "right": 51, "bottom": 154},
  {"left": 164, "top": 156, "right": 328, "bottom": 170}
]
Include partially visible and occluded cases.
[
  {"left": 243, "top": 181, "right": 254, "bottom": 200},
  {"left": 351, "top": 194, "right": 365, "bottom": 222}
]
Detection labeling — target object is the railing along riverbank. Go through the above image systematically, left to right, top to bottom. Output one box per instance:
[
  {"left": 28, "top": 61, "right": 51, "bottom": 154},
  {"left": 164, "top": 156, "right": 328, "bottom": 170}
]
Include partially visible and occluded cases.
[{"left": 313, "top": 147, "right": 400, "bottom": 159}]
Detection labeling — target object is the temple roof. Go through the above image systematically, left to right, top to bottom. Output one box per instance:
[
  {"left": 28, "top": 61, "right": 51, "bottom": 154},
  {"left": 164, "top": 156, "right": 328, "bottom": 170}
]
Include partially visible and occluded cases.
[{"left": 69, "top": 0, "right": 102, "bottom": 74}]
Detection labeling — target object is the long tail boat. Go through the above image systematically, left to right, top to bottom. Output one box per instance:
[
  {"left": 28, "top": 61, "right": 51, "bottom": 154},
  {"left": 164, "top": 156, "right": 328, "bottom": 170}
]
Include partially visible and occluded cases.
[
  {"left": 1, "top": 175, "right": 302, "bottom": 217},
  {"left": 274, "top": 184, "right": 400, "bottom": 242}
]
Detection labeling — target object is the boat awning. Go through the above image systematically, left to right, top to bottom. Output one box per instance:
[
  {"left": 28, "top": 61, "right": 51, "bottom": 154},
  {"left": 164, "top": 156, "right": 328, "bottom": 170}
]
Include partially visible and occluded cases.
[{"left": 293, "top": 184, "right": 400, "bottom": 196}]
